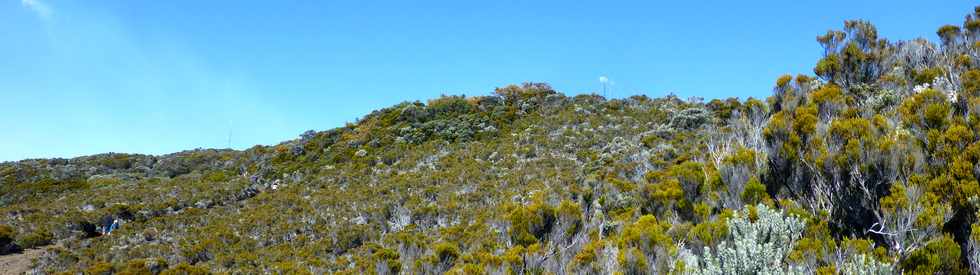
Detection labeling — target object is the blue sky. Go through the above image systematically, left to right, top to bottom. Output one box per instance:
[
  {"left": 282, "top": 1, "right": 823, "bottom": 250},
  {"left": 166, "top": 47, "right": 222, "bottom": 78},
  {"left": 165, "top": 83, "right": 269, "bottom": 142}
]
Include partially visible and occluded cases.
[{"left": 1, "top": 0, "right": 975, "bottom": 161}]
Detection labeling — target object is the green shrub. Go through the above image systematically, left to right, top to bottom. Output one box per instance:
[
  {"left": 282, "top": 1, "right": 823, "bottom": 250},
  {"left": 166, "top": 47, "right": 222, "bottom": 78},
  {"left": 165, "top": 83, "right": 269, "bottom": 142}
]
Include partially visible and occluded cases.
[
  {"left": 913, "top": 67, "right": 945, "bottom": 85},
  {"left": 740, "top": 177, "right": 769, "bottom": 205},
  {"left": 507, "top": 200, "right": 556, "bottom": 247},
  {"left": 0, "top": 225, "right": 14, "bottom": 243},
  {"left": 17, "top": 228, "right": 52, "bottom": 248},
  {"left": 900, "top": 235, "right": 966, "bottom": 274},
  {"left": 433, "top": 242, "right": 460, "bottom": 264},
  {"left": 85, "top": 261, "right": 114, "bottom": 275},
  {"left": 160, "top": 263, "right": 210, "bottom": 275}
]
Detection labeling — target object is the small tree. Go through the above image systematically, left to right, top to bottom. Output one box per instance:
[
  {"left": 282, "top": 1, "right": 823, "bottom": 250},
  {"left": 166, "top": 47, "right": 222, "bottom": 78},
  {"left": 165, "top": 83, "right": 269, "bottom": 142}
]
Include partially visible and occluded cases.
[
  {"left": 936, "top": 25, "right": 961, "bottom": 48},
  {"left": 870, "top": 175, "right": 951, "bottom": 260}
]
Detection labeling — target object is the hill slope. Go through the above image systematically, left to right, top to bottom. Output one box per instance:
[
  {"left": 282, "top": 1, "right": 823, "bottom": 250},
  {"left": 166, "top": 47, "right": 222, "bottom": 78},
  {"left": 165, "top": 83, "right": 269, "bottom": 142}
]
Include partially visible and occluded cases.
[{"left": 4, "top": 6, "right": 980, "bottom": 274}]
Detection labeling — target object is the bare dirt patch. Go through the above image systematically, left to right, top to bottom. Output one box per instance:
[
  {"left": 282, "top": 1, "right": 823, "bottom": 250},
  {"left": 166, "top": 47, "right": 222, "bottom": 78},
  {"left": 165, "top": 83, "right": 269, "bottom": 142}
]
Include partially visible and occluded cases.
[{"left": 0, "top": 247, "right": 47, "bottom": 275}]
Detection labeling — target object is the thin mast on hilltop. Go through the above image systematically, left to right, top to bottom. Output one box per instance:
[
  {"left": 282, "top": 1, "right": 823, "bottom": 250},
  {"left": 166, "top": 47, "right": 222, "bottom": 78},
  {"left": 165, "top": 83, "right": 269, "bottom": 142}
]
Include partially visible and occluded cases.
[{"left": 599, "top": 75, "right": 609, "bottom": 98}]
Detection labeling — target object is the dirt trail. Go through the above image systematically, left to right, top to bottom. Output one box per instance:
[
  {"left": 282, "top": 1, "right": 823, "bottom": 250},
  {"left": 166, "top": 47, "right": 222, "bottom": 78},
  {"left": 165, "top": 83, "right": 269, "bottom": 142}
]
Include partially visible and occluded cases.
[{"left": 0, "top": 247, "right": 48, "bottom": 275}]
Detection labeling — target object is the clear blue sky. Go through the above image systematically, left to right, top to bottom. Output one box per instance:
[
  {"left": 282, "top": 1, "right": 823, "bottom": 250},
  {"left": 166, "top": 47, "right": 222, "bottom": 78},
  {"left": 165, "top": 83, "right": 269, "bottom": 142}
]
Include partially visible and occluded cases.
[{"left": 1, "top": 0, "right": 975, "bottom": 161}]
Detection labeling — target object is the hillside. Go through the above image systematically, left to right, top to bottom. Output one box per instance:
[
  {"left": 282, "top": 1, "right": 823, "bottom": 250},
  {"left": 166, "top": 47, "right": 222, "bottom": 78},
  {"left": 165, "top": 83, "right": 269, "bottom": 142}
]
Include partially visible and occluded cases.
[{"left": 4, "top": 6, "right": 980, "bottom": 274}]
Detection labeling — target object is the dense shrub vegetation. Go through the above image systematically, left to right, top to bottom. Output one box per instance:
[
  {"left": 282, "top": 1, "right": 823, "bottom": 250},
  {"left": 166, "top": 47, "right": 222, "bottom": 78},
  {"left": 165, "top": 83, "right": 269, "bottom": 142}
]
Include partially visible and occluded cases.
[{"left": 4, "top": 6, "right": 980, "bottom": 274}]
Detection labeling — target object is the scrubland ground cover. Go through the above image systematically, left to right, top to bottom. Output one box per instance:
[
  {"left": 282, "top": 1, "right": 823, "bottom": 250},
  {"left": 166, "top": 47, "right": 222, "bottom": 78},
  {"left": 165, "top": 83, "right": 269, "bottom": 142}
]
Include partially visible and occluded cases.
[{"left": 5, "top": 6, "right": 980, "bottom": 275}]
